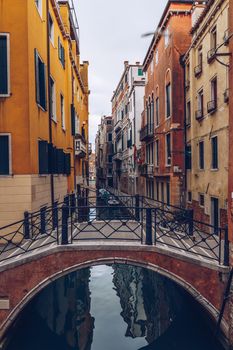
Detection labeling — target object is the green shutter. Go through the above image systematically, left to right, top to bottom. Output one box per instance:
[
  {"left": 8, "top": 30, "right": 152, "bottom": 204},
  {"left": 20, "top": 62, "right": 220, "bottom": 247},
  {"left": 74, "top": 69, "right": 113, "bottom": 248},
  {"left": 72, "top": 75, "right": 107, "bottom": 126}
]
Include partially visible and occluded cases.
[
  {"left": 34, "top": 49, "right": 40, "bottom": 104},
  {"left": 71, "top": 104, "right": 75, "bottom": 136},
  {"left": 0, "top": 135, "right": 9, "bottom": 175},
  {"left": 38, "top": 140, "right": 49, "bottom": 174},
  {"left": 57, "top": 149, "right": 64, "bottom": 174},
  {"left": 64, "top": 153, "right": 71, "bottom": 175}
]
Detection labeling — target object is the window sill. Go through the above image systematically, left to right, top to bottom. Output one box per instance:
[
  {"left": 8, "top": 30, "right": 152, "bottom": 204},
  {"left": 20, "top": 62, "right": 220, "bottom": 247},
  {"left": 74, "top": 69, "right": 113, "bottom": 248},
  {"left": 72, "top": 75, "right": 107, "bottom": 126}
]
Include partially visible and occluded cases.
[
  {"left": 35, "top": 4, "right": 43, "bottom": 20},
  {"left": 0, "top": 93, "right": 11, "bottom": 98},
  {"left": 37, "top": 103, "right": 47, "bottom": 113},
  {"left": 52, "top": 117, "right": 57, "bottom": 124},
  {"left": 62, "top": 127, "right": 66, "bottom": 133},
  {"left": 211, "top": 168, "right": 219, "bottom": 172},
  {"left": 0, "top": 174, "right": 13, "bottom": 178}
]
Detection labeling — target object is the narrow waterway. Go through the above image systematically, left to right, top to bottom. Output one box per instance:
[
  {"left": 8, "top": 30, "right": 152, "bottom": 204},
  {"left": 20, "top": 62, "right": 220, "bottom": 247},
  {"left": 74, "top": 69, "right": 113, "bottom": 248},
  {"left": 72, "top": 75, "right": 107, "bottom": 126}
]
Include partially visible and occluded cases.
[{"left": 5, "top": 264, "right": 224, "bottom": 350}]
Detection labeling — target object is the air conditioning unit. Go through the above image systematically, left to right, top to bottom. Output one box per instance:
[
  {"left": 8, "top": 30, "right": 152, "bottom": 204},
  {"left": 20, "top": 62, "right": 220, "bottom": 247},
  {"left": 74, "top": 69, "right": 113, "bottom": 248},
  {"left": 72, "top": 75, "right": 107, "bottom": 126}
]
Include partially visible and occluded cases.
[{"left": 173, "top": 166, "right": 182, "bottom": 173}]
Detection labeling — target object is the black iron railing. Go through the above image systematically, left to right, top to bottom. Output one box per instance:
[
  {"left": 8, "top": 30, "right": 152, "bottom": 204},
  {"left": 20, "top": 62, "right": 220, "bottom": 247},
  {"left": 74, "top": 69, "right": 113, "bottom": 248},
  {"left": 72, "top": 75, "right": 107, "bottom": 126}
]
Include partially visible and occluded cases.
[{"left": 0, "top": 192, "right": 229, "bottom": 266}]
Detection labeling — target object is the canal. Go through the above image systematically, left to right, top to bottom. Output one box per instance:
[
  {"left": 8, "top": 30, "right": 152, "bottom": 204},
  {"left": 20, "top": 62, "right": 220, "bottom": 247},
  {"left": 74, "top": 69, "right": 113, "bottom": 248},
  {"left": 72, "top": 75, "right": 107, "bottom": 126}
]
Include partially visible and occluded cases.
[{"left": 5, "top": 264, "right": 224, "bottom": 350}]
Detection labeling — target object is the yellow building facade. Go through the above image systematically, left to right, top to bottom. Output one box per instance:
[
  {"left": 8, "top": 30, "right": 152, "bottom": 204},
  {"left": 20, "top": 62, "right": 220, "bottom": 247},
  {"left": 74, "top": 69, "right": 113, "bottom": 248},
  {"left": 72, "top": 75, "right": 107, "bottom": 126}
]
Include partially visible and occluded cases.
[
  {"left": 0, "top": 0, "right": 89, "bottom": 227},
  {"left": 185, "top": 0, "right": 230, "bottom": 227}
]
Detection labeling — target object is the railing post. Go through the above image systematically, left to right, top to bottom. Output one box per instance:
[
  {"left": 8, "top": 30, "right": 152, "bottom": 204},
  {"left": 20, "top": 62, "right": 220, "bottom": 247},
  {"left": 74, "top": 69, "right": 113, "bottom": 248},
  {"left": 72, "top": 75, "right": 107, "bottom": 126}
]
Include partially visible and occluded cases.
[
  {"left": 70, "top": 193, "right": 76, "bottom": 214},
  {"left": 135, "top": 194, "right": 140, "bottom": 222},
  {"left": 78, "top": 196, "right": 83, "bottom": 223},
  {"left": 52, "top": 202, "right": 58, "bottom": 230},
  {"left": 61, "top": 205, "right": 69, "bottom": 245},
  {"left": 40, "top": 206, "right": 46, "bottom": 235},
  {"left": 146, "top": 208, "right": 152, "bottom": 245},
  {"left": 154, "top": 208, "right": 157, "bottom": 245},
  {"left": 187, "top": 209, "right": 194, "bottom": 236},
  {"left": 24, "top": 211, "right": 30, "bottom": 239},
  {"left": 224, "top": 225, "right": 230, "bottom": 266}
]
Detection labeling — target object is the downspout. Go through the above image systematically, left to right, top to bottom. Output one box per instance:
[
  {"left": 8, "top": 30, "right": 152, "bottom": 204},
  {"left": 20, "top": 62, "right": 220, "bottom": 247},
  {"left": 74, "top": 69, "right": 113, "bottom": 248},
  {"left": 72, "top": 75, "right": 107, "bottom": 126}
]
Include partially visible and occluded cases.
[
  {"left": 46, "top": 0, "right": 55, "bottom": 205},
  {"left": 180, "top": 54, "right": 187, "bottom": 208},
  {"left": 72, "top": 72, "right": 77, "bottom": 193}
]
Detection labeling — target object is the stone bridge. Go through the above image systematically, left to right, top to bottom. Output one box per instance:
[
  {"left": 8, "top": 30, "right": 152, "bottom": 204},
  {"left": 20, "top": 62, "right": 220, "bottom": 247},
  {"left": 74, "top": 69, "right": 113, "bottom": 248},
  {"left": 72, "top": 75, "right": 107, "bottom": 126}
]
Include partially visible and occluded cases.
[{"left": 0, "top": 193, "right": 232, "bottom": 348}]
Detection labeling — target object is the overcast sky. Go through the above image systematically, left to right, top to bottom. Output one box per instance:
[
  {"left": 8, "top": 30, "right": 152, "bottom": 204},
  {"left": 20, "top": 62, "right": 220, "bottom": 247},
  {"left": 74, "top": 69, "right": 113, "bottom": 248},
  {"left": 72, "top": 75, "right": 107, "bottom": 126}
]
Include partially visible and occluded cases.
[{"left": 75, "top": 0, "right": 166, "bottom": 147}]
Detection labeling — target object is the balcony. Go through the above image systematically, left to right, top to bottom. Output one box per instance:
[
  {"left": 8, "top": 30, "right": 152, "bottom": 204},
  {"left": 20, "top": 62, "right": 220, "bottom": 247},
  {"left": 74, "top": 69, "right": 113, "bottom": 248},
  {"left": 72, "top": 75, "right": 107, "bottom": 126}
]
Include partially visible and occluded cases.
[
  {"left": 207, "top": 48, "right": 216, "bottom": 64},
  {"left": 194, "top": 64, "right": 202, "bottom": 78},
  {"left": 185, "top": 80, "right": 190, "bottom": 90},
  {"left": 224, "top": 89, "right": 229, "bottom": 103},
  {"left": 207, "top": 100, "right": 217, "bottom": 114},
  {"left": 195, "top": 110, "right": 204, "bottom": 121},
  {"left": 114, "top": 120, "right": 123, "bottom": 133},
  {"left": 140, "top": 124, "right": 154, "bottom": 142},
  {"left": 75, "top": 137, "right": 87, "bottom": 158},
  {"left": 113, "top": 151, "right": 123, "bottom": 161},
  {"left": 139, "top": 164, "right": 154, "bottom": 177}
]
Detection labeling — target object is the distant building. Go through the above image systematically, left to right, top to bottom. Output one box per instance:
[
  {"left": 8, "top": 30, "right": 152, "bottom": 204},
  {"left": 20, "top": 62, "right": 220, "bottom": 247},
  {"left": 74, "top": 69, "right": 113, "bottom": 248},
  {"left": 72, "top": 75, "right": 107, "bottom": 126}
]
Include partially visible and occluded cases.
[
  {"left": 185, "top": 0, "right": 229, "bottom": 227},
  {"left": 111, "top": 61, "right": 145, "bottom": 194},
  {"left": 95, "top": 116, "right": 113, "bottom": 189},
  {"left": 89, "top": 153, "right": 96, "bottom": 182}
]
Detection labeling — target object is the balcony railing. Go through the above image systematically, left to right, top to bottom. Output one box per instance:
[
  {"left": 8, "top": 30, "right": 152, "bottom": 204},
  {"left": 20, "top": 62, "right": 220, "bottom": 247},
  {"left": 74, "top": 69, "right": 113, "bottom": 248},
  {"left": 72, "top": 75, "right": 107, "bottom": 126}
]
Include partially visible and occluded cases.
[
  {"left": 207, "top": 48, "right": 216, "bottom": 64},
  {"left": 194, "top": 64, "right": 202, "bottom": 78},
  {"left": 224, "top": 89, "right": 229, "bottom": 103},
  {"left": 207, "top": 100, "right": 217, "bottom": 114},
  {"left": 195, "top": 110, "right": 204, "bottom": 121},
  {"left": 114, "top": 120, "right": 123, "bottom": 133},
  {"left": 140, "top": 124, "right": 154, "bottom": 142},
  {"left": 75, "top": 138, "right": 87, "bottom": 158},
  {"left": 113, "top": 151, "right": 123, "bottom": 161},
  {"left": 139, "top": 164, "right": 154, "bottom": 176}
]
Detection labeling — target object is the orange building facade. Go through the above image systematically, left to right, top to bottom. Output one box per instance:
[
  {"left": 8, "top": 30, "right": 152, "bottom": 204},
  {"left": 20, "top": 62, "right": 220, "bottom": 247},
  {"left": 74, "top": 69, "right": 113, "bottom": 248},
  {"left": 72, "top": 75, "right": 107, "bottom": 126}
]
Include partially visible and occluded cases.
[{"left": 0, "top": 0, "right": 89, "bottom": 227}]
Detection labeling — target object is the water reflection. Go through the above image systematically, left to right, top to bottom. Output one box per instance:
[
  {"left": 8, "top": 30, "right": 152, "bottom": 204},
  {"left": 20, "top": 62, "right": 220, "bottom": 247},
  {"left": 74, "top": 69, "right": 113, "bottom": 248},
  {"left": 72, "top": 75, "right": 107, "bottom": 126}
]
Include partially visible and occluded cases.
[{"left": 5, "top": 264, "right": 224, "bottom": 350}]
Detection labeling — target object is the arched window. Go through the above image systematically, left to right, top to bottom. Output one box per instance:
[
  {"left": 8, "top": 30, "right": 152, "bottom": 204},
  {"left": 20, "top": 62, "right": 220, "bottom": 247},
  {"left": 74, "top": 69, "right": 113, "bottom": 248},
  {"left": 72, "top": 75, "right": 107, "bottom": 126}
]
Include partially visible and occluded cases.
[{"left": 155, "top": 86, "right": 159, "bottom": 126}]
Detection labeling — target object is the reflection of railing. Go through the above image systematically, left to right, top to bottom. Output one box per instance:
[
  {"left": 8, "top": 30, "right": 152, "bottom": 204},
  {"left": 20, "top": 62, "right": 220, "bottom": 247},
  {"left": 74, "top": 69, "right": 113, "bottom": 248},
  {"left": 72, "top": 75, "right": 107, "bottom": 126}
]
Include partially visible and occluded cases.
[{"left": 0, "top": 192, "right": 229, "bottom": 266}]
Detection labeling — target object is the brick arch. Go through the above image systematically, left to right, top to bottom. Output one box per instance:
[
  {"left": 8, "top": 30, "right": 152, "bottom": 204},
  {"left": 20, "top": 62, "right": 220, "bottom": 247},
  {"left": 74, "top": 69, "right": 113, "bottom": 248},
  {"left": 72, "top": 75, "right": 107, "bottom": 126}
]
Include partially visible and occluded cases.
[{"left": 0, "top": 246, "right": 229, "bottom": 342}]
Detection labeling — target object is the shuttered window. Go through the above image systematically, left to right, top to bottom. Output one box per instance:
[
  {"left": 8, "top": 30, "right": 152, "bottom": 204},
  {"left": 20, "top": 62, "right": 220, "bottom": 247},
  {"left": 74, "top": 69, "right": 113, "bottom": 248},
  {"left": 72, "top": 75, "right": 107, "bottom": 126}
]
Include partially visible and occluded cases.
[
  {"left": 0, "top": 34, "right": 9, "bottom": 96},
  {"left": 58, "top": 37, "right": 65, "bottom": 69},
  {"left": 35, "top": 49, "right": 47, "bottom": 110},
  {"left": 71, "top": 104, "right": 76, "bottom": 136},
  {"left": 0, "top": 135, "right": 10, "bottom": 175},
  {"left": 211, "top": 136, "right": 218, "bottom": 169},
  {"left": 38, "top": 140, "right": 49, "bottom": 174},
  {"left": 186, "top": 145, "right": 192, "bottom": 170},
  {"left": 57, "top": 149, "right": 64, "bottom": 174},
  {"left": 64, "top": 153, "right": 71, "bottom": 175}
]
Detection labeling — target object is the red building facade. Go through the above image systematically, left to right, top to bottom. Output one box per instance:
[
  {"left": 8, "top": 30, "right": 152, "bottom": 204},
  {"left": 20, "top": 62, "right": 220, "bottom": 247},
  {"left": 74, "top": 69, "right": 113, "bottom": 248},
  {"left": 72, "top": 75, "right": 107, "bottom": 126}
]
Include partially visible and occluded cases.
[{"left": 140, "top": 0, "right": 193, "bottom": 207}]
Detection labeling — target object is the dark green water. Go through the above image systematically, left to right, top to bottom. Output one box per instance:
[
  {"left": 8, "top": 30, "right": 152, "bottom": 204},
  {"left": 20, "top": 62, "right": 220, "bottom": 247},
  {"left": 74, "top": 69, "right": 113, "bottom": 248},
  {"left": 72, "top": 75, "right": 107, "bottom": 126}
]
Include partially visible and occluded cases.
[{"left": 5, "top": 264, "right": 224, "bottom": 350}]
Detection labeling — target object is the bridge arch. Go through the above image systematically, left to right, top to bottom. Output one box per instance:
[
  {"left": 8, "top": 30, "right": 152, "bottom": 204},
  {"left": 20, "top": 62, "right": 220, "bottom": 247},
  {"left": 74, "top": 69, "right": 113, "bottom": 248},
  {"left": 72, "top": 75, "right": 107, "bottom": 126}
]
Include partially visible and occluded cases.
[{"left": 0, "top": 249, "right": 229, "bottom": 343}]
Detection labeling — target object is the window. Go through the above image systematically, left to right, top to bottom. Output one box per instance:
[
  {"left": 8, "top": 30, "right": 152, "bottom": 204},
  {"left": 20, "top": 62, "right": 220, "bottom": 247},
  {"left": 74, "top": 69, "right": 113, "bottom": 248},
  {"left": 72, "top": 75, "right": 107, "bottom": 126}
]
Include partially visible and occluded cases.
[
  {"left": 35, "top": 0, "right": 42, "bottom": 17},
  {"left": 48, "top": 13, "right": 54, "bottom": 45},
  {"left": 210, "top": 26, "right": 217, "bottom": 51},
  {"left": 164, "top": 28, "right": 170, "bottom": 47},
  {"left": 0, "top": 34, "right": 10, "bottom": 96},
  {"left": 58, "top": 37, "right": 65, "bottom": 68},
  {"left": 198, "top": 47, "right": 203, "bottom": 67},
  {"left": 35, "top": 49, "right": 47, "bottom": 110},
  {"left": 155, "top": 49, "right": 159, "bottom": 64},
  {"left": 138, "top": 68, "right": 143, "bottom": 76},
  {"left": 50, "top": 77, "right": 56, "bottom": 121},
  {"left": 208, "top": 77, "right": 217, "bottom": 113},
  {"left": 166, "top": 82, "right": 171, "bottom": 118},
  {"left": 197, "top": 89, "right": 204, "bottom": 119},
  {"left": 60, "top": 94, "right": 65, "bottom": 130},
  {"left": 151, "top": 95, "right": 154, "bottom": 125},
  {"left": 155, "top": 97, "right": 159, "bottom": 126},
  {"left": 186, "top": 101, "right": 191, "bottom": 126},
  {"left": 75, "top": 114, "right": 80, "bottom": 135},
  {"left": 107, "top": 120, "right": 112, "bottom": 125},
  {"left": 108, "top": 133, "right": 112, "bottom": 142},
  {"left": 166, "top": 133, "right": 171, "bottom": 166},
  {"left": 0, "top": 135, "right": 11, "bottom": 175},
  {"left": 211, "top": 136, "right": 218, "bottom": 169},
  {"left": 155, "top": 139, "right": 159, "bottom": 167},
  {"left": 199, "top": 141, "right": 204, "bottom": 170},
  {"left": 186, "top": 145, "right": 192, "bottom": 170},
  {"left": 108, "top": 155, "right": 113, "bottom": 163},
  {"left": 156, "top": 182, "right": 159, "bottom": 201},
  {"left": 166, "top": 183, "right": 170, "bottom": 205},
  {"left": 187, "top": 191, "right": 192, "bottom": 203},
  {"left": 199, "top": 193, "right": 205, "bottom": 207},
  {"left": 211, "top": 197, "right": 219, "bottom": 233}
]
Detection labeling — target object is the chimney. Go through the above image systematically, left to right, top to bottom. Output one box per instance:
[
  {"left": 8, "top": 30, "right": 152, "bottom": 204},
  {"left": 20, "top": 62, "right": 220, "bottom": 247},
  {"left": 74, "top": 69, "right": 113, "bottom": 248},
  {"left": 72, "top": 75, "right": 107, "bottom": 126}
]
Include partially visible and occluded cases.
[{"left": 192, "top": 1, "right": 206, "bottom": 28}]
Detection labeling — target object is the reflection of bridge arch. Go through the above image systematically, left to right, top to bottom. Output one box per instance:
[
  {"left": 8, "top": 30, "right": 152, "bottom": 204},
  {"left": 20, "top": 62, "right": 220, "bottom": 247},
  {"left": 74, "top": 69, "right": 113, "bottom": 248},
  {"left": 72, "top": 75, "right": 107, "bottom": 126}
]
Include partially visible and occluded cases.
[{"left": 0, "top": 245, "right": 229, "bottom": 344}]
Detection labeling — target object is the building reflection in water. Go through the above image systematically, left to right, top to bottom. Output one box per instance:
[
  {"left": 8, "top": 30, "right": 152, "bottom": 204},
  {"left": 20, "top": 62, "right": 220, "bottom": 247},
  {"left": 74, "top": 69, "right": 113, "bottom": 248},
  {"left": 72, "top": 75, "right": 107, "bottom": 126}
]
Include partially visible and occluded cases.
[{"left": 112, "top": 265, "right": 183, "bottom": 343}]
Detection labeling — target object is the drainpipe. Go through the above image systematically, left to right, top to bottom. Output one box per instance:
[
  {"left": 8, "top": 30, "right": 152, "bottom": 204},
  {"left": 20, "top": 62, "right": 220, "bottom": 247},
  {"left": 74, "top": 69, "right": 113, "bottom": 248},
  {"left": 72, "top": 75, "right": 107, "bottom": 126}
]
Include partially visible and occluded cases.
[
  {"left": 46, "top": 0, "right": 55, "bottom": 205},
  {"left": 180, "top": 54, "right": 187, "bottom": 208},
  {"left": 72, "top": 72, "right": 77, "bottom": 193}
]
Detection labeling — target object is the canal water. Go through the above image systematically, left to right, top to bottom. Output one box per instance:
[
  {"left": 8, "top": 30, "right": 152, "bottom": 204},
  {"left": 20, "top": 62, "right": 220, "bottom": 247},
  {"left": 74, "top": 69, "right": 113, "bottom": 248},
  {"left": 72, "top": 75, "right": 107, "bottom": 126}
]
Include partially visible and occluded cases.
[{"left": 5, "top": 264, "right": 224, "bottom": 350}]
